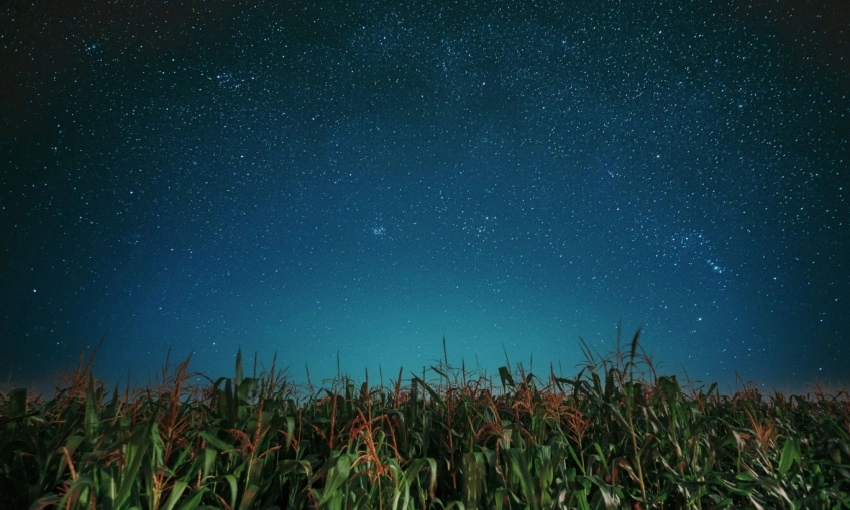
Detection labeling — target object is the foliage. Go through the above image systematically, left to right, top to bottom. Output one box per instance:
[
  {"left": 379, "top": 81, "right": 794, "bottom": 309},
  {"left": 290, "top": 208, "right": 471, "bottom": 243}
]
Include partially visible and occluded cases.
[{"left": 1, "top": 331, "right": 849, "bottom": 509}]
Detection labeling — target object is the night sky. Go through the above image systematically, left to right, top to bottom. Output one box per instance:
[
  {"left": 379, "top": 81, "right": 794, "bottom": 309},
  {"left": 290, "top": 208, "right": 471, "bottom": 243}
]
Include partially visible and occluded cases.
[{"left": 2, "top": 0, "right": 848, "bottom": 393}]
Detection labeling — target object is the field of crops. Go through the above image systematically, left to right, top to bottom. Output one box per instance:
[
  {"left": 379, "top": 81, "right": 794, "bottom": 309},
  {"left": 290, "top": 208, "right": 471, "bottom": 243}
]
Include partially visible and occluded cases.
[{"left": 2, "top": 330, "right": 848, "bottom": 509}]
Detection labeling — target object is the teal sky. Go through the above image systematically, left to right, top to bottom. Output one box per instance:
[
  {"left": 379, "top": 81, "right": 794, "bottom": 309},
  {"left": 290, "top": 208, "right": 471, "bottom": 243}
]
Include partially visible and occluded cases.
[{"left": 2, "top": 0, "right": 848, "bottom": 394}]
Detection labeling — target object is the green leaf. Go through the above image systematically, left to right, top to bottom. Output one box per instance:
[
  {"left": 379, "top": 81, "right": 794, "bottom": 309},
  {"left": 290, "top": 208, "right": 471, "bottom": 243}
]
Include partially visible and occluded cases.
[
  {"left": 235, "top": 349, "right": 244, "bottom": 388},
  {"left": 429, "top": 365, "right": 448, "bottom": 380},
  {"left": 498, "top": 366, "right": 515, "bottom": 389},
  {"left": 410, "top": 375, "right": 445, "bottom": 408},
  {"left": 85, "top": 376, "right": 99, "bottom": 445},
  {"left": 8, "top": 388, "right": 27, "bottom": 417},
  {"left": 113, "top": 421, "right": 154, "bottom": 509},
  {"left": 199, "top": 431, "right": 236, "bottom": 452},
  {"left": 778, "top": 437, "right": 801, "bottom": 476},
  {"left": 203, "top": 447, "right": 218, "bottom": 478},
  {"left": 505, "top": 448, "right": 540, "bottom": 510},
  {"left": 462, "top": 452, "right": 486, "bottom": 507},
  {"left": 320, "top": 453, "right": 354, "bottom": 503},
  {"left": 735, "top": 471, "right": 756, "bottom": 482},
  {"left": 59, "top": 473, "right": 96, "bottom": 508},
  {"left": 225, "top": 474, "right": 239, "bottom": 510},
  {"left": 163, "top": 480, "right": 189, "bottom": 510},
  {"left": 238, "top": 484, "right": 260, "bottom": 510},
  {"left": 176, "top": 488, "right": 208, "bottom": 510}
]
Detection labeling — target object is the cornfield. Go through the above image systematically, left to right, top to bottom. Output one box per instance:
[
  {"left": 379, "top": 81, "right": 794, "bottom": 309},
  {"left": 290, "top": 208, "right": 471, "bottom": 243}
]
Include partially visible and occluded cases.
[{"left": 1, "top": 329, "right": 848, "bottom": 509}]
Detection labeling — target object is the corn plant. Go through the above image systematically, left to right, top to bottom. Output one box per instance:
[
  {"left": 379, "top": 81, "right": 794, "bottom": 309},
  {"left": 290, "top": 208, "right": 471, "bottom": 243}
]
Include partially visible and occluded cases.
[{"left": 1, "top": 330, "right": 848, "bottom": 509}]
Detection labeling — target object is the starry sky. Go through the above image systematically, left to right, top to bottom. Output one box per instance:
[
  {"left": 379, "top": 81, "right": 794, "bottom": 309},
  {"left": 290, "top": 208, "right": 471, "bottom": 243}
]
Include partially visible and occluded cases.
[{"left": 2, "top": 0, "right": 848, "bottom": 393}]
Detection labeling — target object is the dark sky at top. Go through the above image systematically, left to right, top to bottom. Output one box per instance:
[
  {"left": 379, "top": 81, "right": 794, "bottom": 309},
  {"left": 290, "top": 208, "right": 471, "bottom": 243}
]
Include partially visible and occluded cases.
[{"left": 2, "top": 0, "right": 848, "bottom": 392}]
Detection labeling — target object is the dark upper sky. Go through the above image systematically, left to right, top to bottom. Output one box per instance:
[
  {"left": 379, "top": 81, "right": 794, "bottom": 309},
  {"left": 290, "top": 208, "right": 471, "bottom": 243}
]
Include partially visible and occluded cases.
[{"left": 2, "top": 0, "right": 848, "bottom": 392}]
